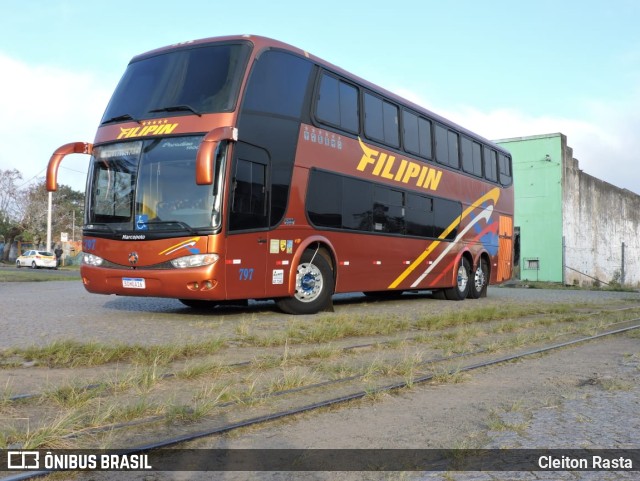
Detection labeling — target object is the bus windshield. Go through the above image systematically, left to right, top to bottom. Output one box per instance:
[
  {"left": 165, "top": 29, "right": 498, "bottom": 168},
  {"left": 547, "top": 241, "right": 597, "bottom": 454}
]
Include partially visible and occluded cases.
[
  {"left": 101, "top": 42, "right": 251, "bottom": 122},
  {"left": 87, "top": 136, "right": 226, "bottom": 233}
]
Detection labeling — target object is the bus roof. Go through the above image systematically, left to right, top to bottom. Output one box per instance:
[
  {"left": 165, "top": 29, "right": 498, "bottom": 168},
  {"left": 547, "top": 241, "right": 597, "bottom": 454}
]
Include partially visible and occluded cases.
[{"left": 131, "top": 34, "right": 509, "bottom": 155}]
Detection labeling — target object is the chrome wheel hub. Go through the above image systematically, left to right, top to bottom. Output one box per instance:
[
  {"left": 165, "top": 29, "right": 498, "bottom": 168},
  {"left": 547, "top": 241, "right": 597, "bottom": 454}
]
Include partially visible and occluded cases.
[{"left": 294, "top": 262, "right": 323, "bottom": 302}]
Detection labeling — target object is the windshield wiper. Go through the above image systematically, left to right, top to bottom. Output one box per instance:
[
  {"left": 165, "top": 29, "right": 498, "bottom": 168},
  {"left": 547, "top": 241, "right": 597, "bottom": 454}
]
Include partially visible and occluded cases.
[
  {"left": 148, "top": 105, "right": 202, "bottom": 117},
  {"left": 101, "top": 113, "right": 140, "bottom": 125},
  {"left": 144, "top": 220, "right": 196, "bottom": 234},
  {"left": 84, "top": 223, "right": 117, "bottom": 233}
]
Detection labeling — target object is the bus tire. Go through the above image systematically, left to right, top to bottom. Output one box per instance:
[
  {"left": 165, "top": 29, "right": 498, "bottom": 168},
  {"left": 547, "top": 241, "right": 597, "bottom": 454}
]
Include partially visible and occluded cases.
[
  {"left": 277, "top": 249, "right": 334, "bottom": 315},
  {"left": 444, "top": 257, "right": 471, "bottom": 301},
  {"left": 468, "top": 258, "right": 489, "bottom": 299},
  {"left": 431, "top": 289, "right": 446, "bottom": 300}
]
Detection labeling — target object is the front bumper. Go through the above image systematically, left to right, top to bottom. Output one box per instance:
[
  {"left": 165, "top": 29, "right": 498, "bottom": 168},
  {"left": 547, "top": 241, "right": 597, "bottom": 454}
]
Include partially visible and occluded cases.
[{"left": 80, "top": 263, "right": 223, "bottom": 300}]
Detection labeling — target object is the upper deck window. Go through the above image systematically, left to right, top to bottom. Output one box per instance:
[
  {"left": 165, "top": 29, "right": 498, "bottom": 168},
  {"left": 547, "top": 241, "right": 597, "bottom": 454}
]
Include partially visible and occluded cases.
[
  {"left": 102, "top": 43, "right": 251, "bottom": 123},
  {"left": 243, "top": 50, "right": 313, "bottom": 119},
  {"left": 315, "top": 73, "right": 359, "bottom": 133},
  {"left": 364, "top": 93, "right": 399, "bottom": 147},
  {"left": 402, "top": 110, "right": 432, "bottom": 160},
  {"left": 435, "top": 124, "right": 460, "bottom": 169},
  {"left": 461, "top": 136, "right": 483, "bottom": 177},
  {"left": 484, "top": 147, "right": 498, "bottom": 182},
  {"left": 498, "top": 153, "right": 512, "bottom": 186}
]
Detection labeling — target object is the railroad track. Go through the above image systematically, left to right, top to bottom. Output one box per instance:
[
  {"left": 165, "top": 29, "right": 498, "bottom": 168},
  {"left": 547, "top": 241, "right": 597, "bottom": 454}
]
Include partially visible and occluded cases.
[{"left": 2, "top": 311, "right": 640, "bottom": 481}]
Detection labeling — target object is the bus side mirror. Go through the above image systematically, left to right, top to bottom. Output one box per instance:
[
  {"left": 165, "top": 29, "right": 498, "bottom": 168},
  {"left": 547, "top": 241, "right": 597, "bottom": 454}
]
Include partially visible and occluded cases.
[
  {"left": 196, "top": 126, "right": 238, "bottom": 185},
  {"left": 47, "top": 142, "right": 93, "bottom": 192}
]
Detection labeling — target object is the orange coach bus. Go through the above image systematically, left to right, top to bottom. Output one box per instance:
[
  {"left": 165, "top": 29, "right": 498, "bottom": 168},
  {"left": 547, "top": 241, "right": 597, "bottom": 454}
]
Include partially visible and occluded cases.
[{"left": 47, "top": 35, "right": 513, "bottom": 315}]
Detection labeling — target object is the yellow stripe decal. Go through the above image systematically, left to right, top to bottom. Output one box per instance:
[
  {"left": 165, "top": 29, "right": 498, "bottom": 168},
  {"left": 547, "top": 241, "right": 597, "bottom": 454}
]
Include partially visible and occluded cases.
[
  {"left": 388, "top": 187, "right": 501, "bottom": 289},
  {"left": 159, "top": 237, "right": 201, "bottom": 256}
]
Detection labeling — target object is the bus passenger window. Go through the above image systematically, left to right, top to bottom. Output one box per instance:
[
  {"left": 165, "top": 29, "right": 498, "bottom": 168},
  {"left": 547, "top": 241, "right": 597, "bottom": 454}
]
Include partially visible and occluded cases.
[
  {"left": 316, "top": 74, "right": 359, "bottom": 133},
  {"left": 364, "top": 93, "right": 399, "bottom": 147},
  {"left": 364, "top": 93, "right": 384, "bottom": 143},
  {"left": 383, "top": 101, "right": 399, "bottom": 147},
  {"left": 403, "top": 111, "right": 420, "bottom": 155},
  {"left": 435, "top": 124, "right": 448, "bottom": 166},
  {"left": 447, "top": 131, "right": 459, "bottom": 169},
  {"left": 461, "top": 137, "right": 483, "bottom": 177},
  {"left": 484, "top": 147, "right": 498, "bottom": 182},
  {"left": 498, "top": 153, "right": 512, "bottom": 186},
  {"left": 307, "top": 170, "right": 342, "bottom": 228},
  {"left": 342, "top": 177, "right": 372, "bottom": 231},
  {"left": 373, "top": 186, "right": 404, "bottom": 234},
  {"left": 405, "top": 193, "right": 433, "bottom": 238}
]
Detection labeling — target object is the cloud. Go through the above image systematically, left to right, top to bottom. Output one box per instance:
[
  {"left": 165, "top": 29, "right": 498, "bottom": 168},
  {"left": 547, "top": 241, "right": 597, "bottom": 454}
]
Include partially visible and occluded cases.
[
  {"left": 0, "top": 53, "right": 112, "bottom": 191},
  {"left": 3, "top": 54, "right": 639, "bottom": 197},
  {"left": 394, "top": 86, "right": 640, "bottom": 195},
  {"left": 447, "top": 105, "right": 640, "bottom": 194}
]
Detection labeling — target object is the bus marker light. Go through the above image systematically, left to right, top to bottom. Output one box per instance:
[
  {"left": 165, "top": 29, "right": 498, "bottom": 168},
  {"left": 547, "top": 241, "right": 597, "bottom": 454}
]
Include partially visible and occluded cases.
[
  {"left": 225, "top": 259, "right": 242, "bottom": 265},
  {"left": 339, "top": 261, "right": 350, "bottom": 266},
  {"left": 202, "top": 280, "right": 216, "bottom": 290}
]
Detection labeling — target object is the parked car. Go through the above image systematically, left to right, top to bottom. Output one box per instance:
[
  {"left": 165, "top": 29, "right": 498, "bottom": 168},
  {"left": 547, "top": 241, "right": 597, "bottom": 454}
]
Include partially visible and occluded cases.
[{"left": 16, "top": 250, "right": 57, "bottom": 269}]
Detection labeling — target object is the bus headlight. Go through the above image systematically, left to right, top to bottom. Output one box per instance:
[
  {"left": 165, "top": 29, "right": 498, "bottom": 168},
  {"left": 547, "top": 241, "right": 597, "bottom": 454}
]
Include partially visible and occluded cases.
[
  {"left": 83, "top": 253, "right": 104, "bottom": 266},
  {"left": 170, "top": 254, "right": 219, "bottom": 269}
]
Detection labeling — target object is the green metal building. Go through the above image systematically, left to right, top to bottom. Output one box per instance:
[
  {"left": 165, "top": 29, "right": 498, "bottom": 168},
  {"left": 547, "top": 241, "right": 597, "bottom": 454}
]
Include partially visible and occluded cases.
[
  {"left": 495, "top": 133, "right": 640, "bottom": 286},
  {"left": 495, "top": 134, "right": 564, "bottom": 282}
]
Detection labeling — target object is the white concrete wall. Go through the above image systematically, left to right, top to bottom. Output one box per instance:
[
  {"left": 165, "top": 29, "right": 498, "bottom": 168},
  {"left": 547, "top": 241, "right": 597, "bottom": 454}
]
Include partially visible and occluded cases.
[{"left": 563, "top": 146, "right": 640, "bottom": 287}]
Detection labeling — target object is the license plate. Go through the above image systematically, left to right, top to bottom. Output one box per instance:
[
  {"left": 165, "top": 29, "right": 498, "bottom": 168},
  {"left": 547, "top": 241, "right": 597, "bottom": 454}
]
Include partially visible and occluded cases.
[{"left": 122, "top": 277, "right": 146, "bottom": 289}]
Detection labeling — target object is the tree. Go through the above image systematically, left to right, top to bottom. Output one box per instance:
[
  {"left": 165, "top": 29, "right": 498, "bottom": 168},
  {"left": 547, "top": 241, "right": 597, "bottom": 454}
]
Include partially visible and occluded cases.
[
  {"left": 0, "top": 169, "right": 84, "bottom": 260},
  {"left": 0, "top": 169, "right": 26, "bottom": 261},
  {"left": 21, "top": 182, "right": 85, "bottom": 249},
  {"left": 52, "top": 184, "right": 85, "bottom": 243}
]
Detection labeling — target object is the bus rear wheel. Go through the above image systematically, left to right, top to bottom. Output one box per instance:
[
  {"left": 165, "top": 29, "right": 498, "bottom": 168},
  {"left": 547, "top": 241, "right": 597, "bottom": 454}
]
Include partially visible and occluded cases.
[
  {"left": 277, "top": 249, "right": 334, "bottom": 315},
  {"left": 444, "top": 258, "right": 471, "bottom": 301},
  {"left": 468, "top": 258, "right": 489, "bottom": 299}
]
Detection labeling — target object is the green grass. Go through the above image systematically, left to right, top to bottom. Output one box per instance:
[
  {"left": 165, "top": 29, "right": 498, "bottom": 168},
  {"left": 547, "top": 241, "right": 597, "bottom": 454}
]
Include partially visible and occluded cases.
[
  {"left": 0, "top": 269, "right": 79, "bottom": 282},
  {"left": 5, "top": 299, "right": 637, "bottom": 451},
  {"left": 1, "top": 337, "right": 225, "bottom": 368},
  {"left": 267, "top": 367, "right": 320, "bottom": 394},
  {"left": 165, "top": 401, "right": 214, "bottom": 424},
  {"left": 485, "top": 410, "right": 529, "bottom": 434}
]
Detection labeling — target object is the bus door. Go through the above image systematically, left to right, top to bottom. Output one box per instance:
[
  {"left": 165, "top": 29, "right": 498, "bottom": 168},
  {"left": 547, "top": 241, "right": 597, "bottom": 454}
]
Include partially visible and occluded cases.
[
  {"left": 224, "top": 143, "right": 270, "bottom": 299},
  {"left": 496, "top": 215, "right": 513, "bottom": 282}
]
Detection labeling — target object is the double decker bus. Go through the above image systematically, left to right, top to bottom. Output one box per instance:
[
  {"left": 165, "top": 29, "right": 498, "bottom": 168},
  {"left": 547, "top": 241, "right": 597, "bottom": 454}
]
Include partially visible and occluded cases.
[{"left": 47, "top": 35, "right": 513, "bottom": 315}]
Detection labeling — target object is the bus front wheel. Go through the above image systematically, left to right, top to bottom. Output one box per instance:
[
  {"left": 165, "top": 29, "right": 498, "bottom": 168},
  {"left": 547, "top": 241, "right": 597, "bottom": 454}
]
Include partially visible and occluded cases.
[
  {"left": 277, "top": 249, "right": 334, "bottom": 315},
  {"left": 444, "top": 258, "right": 471, "bottom": 301}
]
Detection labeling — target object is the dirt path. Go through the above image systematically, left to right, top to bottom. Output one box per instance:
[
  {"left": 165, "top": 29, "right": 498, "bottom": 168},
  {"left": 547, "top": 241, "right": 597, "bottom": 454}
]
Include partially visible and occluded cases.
[{"left": 74, "top": 332, "right": 639, "bottom": 481}]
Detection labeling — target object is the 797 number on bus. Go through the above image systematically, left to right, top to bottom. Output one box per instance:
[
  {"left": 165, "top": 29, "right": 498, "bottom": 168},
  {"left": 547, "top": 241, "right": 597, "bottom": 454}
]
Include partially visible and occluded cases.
[{"left": 239, "top": 268, "right": 254, "bottom": 281}]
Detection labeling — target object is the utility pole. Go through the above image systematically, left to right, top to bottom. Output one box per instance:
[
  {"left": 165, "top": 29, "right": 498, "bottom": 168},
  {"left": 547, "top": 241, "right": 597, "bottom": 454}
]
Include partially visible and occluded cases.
[
  {"left": 46, "top": 191, "right": 52, "bottom": 251},
  {"left": 562, "top": 236, "right": 566, "bottom": 285},
  {"left": 621, "top": 242, "right": 626, "bottom": 285}
]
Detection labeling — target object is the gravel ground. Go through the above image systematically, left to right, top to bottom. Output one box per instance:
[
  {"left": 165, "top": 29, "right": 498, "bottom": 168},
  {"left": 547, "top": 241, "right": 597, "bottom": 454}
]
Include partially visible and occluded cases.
[
  {"left": 1, "top": 277, "right": 638, "bottom": 349},
  {"left": 2, "top": 278, "right": 639, "bottom": 481},
  {"left": 69, "top": 334, "right": 640, "bottom": 481}
]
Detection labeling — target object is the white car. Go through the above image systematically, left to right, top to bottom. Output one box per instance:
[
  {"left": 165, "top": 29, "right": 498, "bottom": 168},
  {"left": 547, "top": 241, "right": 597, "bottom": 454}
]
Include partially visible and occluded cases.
[{"left": 16, "top": 250, "right": 57, "bottom": 269}]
